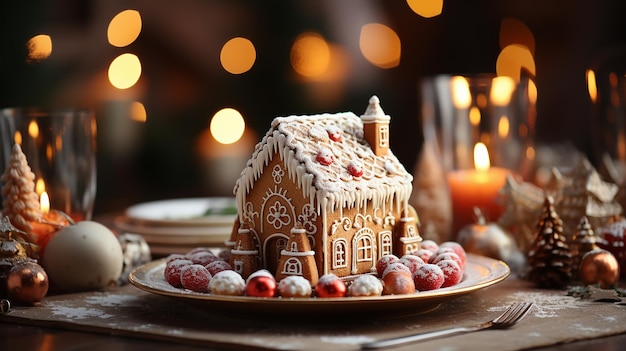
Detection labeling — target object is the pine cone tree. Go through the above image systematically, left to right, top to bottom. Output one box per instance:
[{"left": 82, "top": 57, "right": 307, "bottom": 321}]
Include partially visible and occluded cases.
[
  {"left": 0, "top": 144, "right": 42, "bottom": 233},
  {"left": 527, "top": 196, "right": 573, "bottom": 288},
  {"left": 570, "top": 216, "right": 600, "bottom": 279}
]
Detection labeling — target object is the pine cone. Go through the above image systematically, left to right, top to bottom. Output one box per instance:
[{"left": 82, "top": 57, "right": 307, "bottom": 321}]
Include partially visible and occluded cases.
[
  {"left": 0, "top": 144, "right": 42, "bottom": 233},
  {"left": 527, "top": 196, "right": 573, "bottom": 288}
]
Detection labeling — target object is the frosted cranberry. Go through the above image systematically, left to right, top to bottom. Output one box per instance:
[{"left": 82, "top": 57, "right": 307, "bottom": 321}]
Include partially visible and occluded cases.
[
  {"left": 347, "top": 162, "right": 363, "bottom": 177},
  {"left": 420, "top": 240, "right": 439, "bottom": 253},
  {"left": 439, "top": 241, "right": 466, "bottom": 266},
  {"left": 185, "top": 247, "right": 212, "bottom": 258},
  {"left": 413, "top": 249, "right": 434, "bottom": 264},
  {"left": 189, "top": 251, "right": 221, "bottom": 266},
  {"left": 431, "top": 252, "right": 463, "bottom": 269},
  {"left": 165, "top": 254, "right": 186, "bottom": 264},
  {"left": 376, "top": 254, "right": 399, "bottom": 276},
  {"left": 398, "top": 255, "right": 425, "bottom": 275},
  {"left": 164, "top": 259, "right": 193, "bottom": 288},
  {"left": 436, "top": 259, "right": 463, "bottom": 287},
  {"left": 206, "top": 260, "right": 233, "bottom": 276},
  {"left": 382, "top": 262, "right": 412, "bottom": 278},
  {"left": 180, "top": 264, "right": 212, "bottom": 292},
  {"left": 413, "top": 264, "right": 445, "bottom": 291}
]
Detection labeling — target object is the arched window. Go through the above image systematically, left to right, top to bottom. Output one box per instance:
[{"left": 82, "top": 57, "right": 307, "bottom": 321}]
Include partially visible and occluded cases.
[
  {"left": 379, "top": 230, "right": 393, "bottom": 257},
  {"left": 356, "top": 235, "right": 373, "bottom": 262},
  {"left": 332, "top": 239, "right": 348, "bottom": 269},
  {"left": 281, "top": 257, "right": 302, "bottom": 275}
]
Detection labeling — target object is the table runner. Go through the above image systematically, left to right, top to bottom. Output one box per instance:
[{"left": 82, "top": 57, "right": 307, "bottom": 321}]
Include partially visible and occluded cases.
[{"left": 1, "top": 276, "right": 625, "bottom": 351}]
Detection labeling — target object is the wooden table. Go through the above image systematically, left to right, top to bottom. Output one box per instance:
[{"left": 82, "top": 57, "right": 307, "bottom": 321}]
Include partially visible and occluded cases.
[{"left": 1, "top": 274, "right": 624, "bottom": 351}]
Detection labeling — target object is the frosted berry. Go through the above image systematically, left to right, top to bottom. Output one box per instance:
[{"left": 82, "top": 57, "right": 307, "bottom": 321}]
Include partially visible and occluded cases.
[
  {"left": 326, "top": 126, "right": 342, "bottom": 142},
  {"left": 347, "top": 161, "right": 363, "bottom": 177},
  {"left": 420, "top": 240, "right": 439, "bottom": 253},
  {"left": 439, "top": 241, "right": 466, "bottom": 266},
  {"left": 413, "top": 249, "right": 435, "bottom": 264},
  {"left": 431, "top": 252, "right": 463, "bottom": 269},
  {"left": 376, "top": 254, "right": 399, "bottom": 276},
  {"left": 398, "top": 255, "right": 425, "bottom": 275},
  {"left": 164, "top": 259, "right": 193, "bottom": 288},
  {"left": 436, "top": 259, "right": 463, "bottom": 287},
  {"left": 205, "top": 260, "right": 233, "bottom": 276},
  {"left": 382, "top": 262, "right": 412, "bottom": 278},
  {"left": 180, "top": 264, "right": 212, "bottom": 292},
  {"left": 413, "top": 264, "right": 445, "bottom": 291},
  {"left": 382, "top": 271, "right": 415, "bottom": 295}
]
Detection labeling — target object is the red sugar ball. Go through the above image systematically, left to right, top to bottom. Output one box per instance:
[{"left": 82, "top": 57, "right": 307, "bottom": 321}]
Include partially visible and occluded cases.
[{"left": 413, "top": 263, "right": 445, "bottom": 291}]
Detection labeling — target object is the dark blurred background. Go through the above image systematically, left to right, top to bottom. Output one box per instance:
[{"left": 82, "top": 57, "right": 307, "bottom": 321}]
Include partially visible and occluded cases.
[{"left": 1, "top": 0, "right": 626, "bottom": 215}]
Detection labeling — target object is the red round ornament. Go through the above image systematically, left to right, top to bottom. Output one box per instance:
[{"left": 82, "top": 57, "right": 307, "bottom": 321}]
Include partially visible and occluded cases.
[
  {"left": 315, "top": 274, "right": 347, "bottom": 298},
  {"left": 245, "top": 275, "right": 277, "bottom": 297}
]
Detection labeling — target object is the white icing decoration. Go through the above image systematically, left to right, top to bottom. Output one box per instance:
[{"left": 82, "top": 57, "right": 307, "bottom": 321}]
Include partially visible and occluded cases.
[
  {"left": 308, "top": 124, "right": 329, "bottom": 141},
  {"left": 272, "top": 164, "right": 284, "bottom": 184},
  {"left": 267, "top": 200, "right": 291, "bottom": 229},
  {"left": 297, "top": 203, "right": 318, "bottom": 235},
  {"left": 332, "top": 238, "right": 348, "bottom": 269}
]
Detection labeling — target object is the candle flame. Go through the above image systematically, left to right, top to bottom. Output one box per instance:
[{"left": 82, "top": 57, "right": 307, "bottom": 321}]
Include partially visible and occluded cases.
[
  {"left": 474, "top": 142, "right": 490, "bottom": 172},
  {"left": 40, "top": 191, "right": 50, "bottom": 214}
]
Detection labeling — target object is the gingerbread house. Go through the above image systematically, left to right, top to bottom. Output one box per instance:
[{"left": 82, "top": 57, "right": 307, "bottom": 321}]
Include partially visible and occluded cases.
[{"left": 230, "top": 96, "right": 420, "bottom": 282}]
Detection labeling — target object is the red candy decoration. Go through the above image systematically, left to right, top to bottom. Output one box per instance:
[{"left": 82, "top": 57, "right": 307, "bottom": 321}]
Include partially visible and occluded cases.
[
  {"left": 326, "top": 126, "right": 342, "bottom": 142},
  {"left": 316, "top": 148, "right": 335, "bottom": 166},
  {"left": 347, "top": 161, "right": 363, "bottom": 177},
  {"left": 436, "top": 259, "right": 463, "bottom": 287},
  {"left": 413, "top": 263, "right": 445, "bottom": 291},
  {"left": 315, "top": 274, "right": 347, "bottom": 298}
]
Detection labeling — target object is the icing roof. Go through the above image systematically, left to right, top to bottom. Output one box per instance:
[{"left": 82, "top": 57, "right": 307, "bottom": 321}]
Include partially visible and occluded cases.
[{"left": 234, "top": 101, "right": 413, "bottom": 214}]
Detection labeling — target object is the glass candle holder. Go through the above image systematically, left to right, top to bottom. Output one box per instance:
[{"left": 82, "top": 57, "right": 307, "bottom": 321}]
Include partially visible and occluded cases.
[
  {"left": 416, "top": 74, "right": 535, "bottom": 240},
  {"left": 0, "top": 108, "right": 97, "bottom": 222}
]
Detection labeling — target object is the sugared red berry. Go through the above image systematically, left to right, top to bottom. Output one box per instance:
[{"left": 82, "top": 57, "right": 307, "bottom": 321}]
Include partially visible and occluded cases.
[
  {"left": 420, "top": 240, "right": 439, "bottom": 253},
  {"left": 439, "top": 241, "right": 466, "bottom": 266},
  {"left": 413, "top": 249, "right": 435, "bottom": 264},
  {"left": 189, "top": 251, "right": 221, "bottom": 266},
  {"left": 431, "top": 252, "right": 463, "bottom": 269},
  {"left": 376, "top": 254, "right": 399, "bottom": 276},
  {"left": 398, "top": 255, "right": 425, "bottom": 275},
  {"left": 164, "top": 259, "right": 193, "bottom": 288},
  {"left": 436, "top": 259, "right": 463, "bottom": 287},
  {"left": 205, "top": 260, "right": 233, "bottom": 276},
  {"left": 382, "top": 262, "right": 412, "bottom": 278},
  {"left": 180, "top": 264, "right": 212, "bottom": 292},
  {"left": 413, "top": 264, "right": 445, "bottom": 291}
]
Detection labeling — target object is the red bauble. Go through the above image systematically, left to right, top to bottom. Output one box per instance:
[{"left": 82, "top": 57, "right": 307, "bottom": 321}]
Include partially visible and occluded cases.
[
  {"left": 6, "top": 261, "right": 49, "bottom": 304},
  {"left": 315, "top": 274, "right": 347, "bottom": 298},
  {"left": 245, "top": 275, "right": 277, "bottom": 297}
]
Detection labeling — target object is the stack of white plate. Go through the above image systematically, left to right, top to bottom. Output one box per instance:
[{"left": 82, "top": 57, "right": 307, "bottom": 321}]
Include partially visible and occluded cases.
[{"left": 114, "top": 197, "right": 237, "bottom": 256}]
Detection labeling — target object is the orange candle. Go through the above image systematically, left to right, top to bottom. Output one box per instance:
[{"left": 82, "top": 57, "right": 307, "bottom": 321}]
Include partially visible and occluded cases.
[
  {"left": 447, "top": 143, "right": 509, "bottom": 238},
  {"left": 31, "top": 191, "right": 70, "bottom": 255}
]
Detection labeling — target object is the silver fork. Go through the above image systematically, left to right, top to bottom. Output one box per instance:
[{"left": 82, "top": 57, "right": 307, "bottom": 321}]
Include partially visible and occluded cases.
[{"left": 361, "top": 302, "right": 534, "bottom": 350}]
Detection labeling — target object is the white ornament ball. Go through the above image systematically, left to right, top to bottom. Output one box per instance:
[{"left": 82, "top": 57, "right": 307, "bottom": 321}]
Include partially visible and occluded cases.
[{"left": 43, "top": 221, "right": 124, "bottom": 292}]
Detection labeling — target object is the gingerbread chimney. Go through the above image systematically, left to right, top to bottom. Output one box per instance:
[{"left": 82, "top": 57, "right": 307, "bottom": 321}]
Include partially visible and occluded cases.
[
  {"left": 361, "top": 95, "right": 391, "bottom": 156},
  {"left": 275, "top": 223, "right": 319, "bottom": 285}
]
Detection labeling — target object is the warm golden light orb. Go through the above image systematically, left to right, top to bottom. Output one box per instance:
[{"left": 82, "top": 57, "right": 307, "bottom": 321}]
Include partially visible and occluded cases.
[
  {"left": 406, "top": 0, "right": 443, "bottom": 18},
  {"left": 108, "top": 10, "right": 142, "bottom": 47},
  {"left": 360, "top": 23, "right": 401, "bottom": 69},
  {"left": 291, "top": 33, "right": 331, "bottom": 78},
  {"left": 26, "top": 34, "right": 52, "bottom": 62},
  {"left": 221, "top": 37, "right": 256, "bottom": 74},
  {"left": 108, "top": 53, "right": 142, "bottom": 89},
  {"left": 210, "top": 108, "right": 246, "bottom": 145}
]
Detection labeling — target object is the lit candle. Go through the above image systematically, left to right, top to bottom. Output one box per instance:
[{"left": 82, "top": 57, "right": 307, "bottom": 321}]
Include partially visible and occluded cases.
[
  {"left": 447, "top": 143, "right": 509, "bottom": 238},
  {"left": 31, "top": 191, "right": 71, "bottom": 255}
]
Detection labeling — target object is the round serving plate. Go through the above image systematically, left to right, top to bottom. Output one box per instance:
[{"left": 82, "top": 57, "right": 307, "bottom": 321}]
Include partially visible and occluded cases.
[{"left": 129, "top": 254, "right": 510, "bottom": 317}]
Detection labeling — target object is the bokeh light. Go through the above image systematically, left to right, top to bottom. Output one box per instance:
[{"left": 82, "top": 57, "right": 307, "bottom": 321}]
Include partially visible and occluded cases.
[
  {"left": 406, "top": 0, "right": 444, "bottom": 18},
  {"left": 108, "top": 10, "right": 142, "bottom": 48},
  {"left": 500, "top": 18, "right": 535, "bottom": 55},
  {"left": 360, "top": 23, "right": 401, "bottom": 69},
  {"left": 291, "top": 33, "right": 330, "bottom": 78},
  {"left": 26, "top": 34, "right": 52, "bottom": 63},
  {"left": 221, "top": 37, "right": 256, "bottom": 74},
  {"left": 496, "top": 44, "right": 536, "bottom": 81},
  {"left": 108, "top": 53, "right": 142, "bottom": 89},
  {"left": 586, "top": 69, "right": 597, "bottom": 103},
  {"left": 130, "top": 101, "right": 147, "bottom": 122},
  {"left": 210, "top": 108, "right": 246, "bottom": 145}
]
